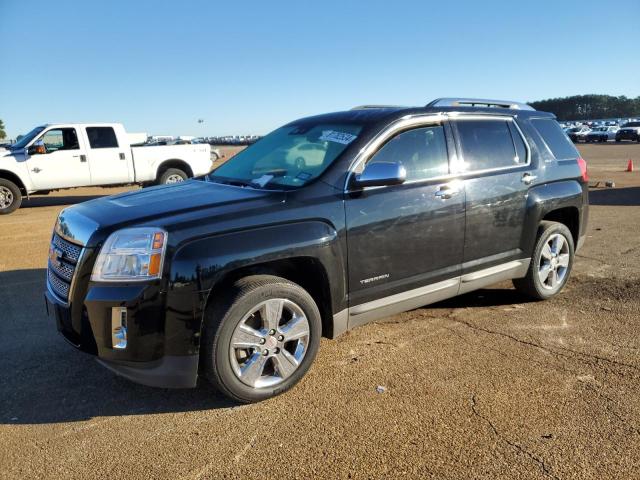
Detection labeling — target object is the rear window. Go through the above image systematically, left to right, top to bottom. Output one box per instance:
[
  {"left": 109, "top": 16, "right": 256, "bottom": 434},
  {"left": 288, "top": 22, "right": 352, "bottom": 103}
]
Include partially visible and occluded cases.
[
  {"left": 530, "top": 118, "right": 579, "bottom": 160},
  {"left": 455, "top": 119, "right": 525, "bottom": 171},
  {"left": 86, "top": 127, "right": 119, "bottom": 149}
]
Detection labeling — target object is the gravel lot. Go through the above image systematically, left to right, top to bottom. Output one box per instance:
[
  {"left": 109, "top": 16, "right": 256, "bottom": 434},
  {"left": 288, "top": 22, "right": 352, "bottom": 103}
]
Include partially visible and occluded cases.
[{"left": 1, "top": 143, "right": 639, "bottom": 479}]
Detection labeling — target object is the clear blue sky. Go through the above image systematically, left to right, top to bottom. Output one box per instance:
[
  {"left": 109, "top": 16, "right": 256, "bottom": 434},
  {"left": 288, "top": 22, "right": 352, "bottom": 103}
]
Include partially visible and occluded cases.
[{"left": 1, "top": 0, "right": 638, "bottom": 138}]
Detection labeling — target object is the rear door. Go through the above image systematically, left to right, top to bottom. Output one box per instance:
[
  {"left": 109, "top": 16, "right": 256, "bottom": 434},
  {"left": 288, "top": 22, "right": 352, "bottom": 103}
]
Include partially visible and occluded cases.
[
  {"left": 450, "top": 116, "right": 532, "bottom": 277},
  {"left": 345, "top": 118, "right": 465, "bottom": 325},
  {"left": 85, "top": 126, "right": 131, "bottom": 185},
  {"left": 27, "top": 127, "right": 91, "bottom": 189}
]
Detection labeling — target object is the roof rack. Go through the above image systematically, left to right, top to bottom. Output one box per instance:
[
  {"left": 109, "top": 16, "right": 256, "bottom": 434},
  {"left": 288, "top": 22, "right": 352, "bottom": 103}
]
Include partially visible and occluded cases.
[
  {"left": 426, "top": 98, "right": 535, "bottom": 111},
  {"left": 350, "top": 105, "right": 406, "bottom": 110}
]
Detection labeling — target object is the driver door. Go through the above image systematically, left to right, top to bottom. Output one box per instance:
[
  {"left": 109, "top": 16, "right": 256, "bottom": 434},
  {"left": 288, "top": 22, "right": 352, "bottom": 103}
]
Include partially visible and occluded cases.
[{"left": 27, "top": 127, "right": 91, "bottom": 190}]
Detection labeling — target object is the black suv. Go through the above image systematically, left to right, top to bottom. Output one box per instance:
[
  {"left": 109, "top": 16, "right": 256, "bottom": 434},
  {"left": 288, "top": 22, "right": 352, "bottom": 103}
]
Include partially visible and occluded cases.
[{"left": 45, "top": 98, "right": 589, "bottom": 402}]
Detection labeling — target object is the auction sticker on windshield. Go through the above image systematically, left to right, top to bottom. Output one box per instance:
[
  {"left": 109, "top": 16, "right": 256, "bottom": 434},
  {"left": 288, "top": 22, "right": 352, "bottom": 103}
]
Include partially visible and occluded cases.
[{"left": 319, "top": 130, "right": 358, "bottom": 145}]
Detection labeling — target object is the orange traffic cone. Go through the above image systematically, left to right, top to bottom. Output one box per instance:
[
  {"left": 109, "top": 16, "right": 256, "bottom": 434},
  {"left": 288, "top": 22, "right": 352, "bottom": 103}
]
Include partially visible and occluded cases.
[{"left": 627, "top": 159, "right": 634, "bottom": 172}]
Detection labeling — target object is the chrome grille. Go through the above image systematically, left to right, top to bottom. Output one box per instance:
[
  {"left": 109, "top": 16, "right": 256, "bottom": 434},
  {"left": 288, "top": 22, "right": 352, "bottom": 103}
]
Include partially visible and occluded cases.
[
  {"left": 47, "top": 233, "right": 84, "bottom": 302},
  {"left": 52, "top": 234, "right": 82, "bottom": 262},
  {"left": 49, "top": 258, "right": 75, "bottom": 281},
  {"left": 48, "top": 268, "right": 70, "bottom": 299}
]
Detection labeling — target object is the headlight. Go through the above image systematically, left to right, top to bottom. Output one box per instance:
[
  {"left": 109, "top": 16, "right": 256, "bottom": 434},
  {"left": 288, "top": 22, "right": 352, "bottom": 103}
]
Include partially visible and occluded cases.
[{"left": 91, "top": 228, "right": 168, "bottom": 282}]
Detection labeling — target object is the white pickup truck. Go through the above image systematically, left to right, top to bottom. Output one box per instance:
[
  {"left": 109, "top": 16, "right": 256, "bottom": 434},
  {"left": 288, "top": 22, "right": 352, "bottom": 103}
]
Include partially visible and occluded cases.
[{"left": 0, "top": 123, "right": 212, "bottom": 214}]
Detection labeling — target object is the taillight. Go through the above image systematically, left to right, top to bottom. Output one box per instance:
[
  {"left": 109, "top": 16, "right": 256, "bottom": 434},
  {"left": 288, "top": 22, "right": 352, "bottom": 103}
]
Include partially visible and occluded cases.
[{"left": 577, "top": 157, "right": 588, "bottom": 182}]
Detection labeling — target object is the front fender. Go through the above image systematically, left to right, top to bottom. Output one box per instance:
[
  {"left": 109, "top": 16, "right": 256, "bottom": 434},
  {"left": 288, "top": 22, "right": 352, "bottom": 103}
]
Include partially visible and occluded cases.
[{"left": 162, "top": 221, "right": 345, "bottom": 356}]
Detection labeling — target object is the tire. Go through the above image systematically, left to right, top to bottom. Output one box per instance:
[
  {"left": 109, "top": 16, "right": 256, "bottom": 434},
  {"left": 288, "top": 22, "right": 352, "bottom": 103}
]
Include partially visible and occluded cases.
[
  {"left": 159, "top": 168, "right": 188, "bottom": 185},
  {"left": 0, "top": 179, "right": 22, "bottom": 215},
  {"left": 513, "top": 221, "right": 575, "bottom": 300},
  {"left": 201, "top": 275, "right": 322, "bottom": 403}
]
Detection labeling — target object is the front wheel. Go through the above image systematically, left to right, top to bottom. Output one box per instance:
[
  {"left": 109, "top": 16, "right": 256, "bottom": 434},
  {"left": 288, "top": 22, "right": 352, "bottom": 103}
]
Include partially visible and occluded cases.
[
  {"left": 0, "top": 179, "right": 22, "bottom": 215},
  {"left": 513, "top": 221, "right": 575, "bottom": 300},
  {"left": 201, "top": 275, "right": 322, "bottom": 403}
]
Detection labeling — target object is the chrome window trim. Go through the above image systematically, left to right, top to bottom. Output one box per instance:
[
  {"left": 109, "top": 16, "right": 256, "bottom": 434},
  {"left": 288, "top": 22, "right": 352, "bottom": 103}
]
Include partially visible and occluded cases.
[
  {"left": 344, "top": 113, "right": 533, "bottom": 193},
  {"left": 343, "top": 114, "right": 449, "bottom": 192},
  {"left": 448, "top": 114, "right": 532, "bottom": 176}
]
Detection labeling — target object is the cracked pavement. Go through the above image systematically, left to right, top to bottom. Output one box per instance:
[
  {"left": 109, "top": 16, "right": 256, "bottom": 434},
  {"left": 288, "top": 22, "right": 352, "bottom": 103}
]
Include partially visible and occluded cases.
[{"left": 1, "top": 143, "right": 639, "bottom": 479}]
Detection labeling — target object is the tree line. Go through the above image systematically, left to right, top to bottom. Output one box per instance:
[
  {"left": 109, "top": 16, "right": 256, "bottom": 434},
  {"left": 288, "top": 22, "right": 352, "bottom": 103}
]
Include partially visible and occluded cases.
[{"left": 529, "top": 95, "right": 640, "bottom": 121}]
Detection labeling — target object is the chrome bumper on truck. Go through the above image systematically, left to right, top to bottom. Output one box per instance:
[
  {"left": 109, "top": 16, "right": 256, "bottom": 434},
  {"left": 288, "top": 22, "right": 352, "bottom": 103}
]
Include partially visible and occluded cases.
[{"left": 45, "top": 231, "right": 198, "bottom": 389}]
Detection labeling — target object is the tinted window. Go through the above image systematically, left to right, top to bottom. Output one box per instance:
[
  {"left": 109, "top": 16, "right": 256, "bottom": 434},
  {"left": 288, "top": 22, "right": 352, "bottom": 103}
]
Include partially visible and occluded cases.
[
  {"left": 531, "top": 118, "right": 579, "bottom": 160},
  {"left": 455, "top": 120, "right": 520, "bottom": 171},
  {"left": 367, "top": 126, "right": 449, "bottom": 181},
  {"left": 86, "top": 127, "right": 119, "bottom": 149},
  {"left": 41, "top": 128, "right": 79, "bottom": 152}
]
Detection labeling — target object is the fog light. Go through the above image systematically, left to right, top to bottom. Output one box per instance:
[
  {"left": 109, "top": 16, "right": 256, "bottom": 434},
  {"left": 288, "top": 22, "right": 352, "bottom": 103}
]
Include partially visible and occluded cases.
[{"left": 111, "top": 307, "right": 127, "bottom": 349}]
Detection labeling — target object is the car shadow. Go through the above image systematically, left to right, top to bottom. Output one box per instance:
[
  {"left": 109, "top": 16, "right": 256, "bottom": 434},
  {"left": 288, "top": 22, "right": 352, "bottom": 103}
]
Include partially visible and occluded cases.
[
  {"left": 589, "top": 186, "right": 640, "bottom": 206},
  {"left": 21, "top": 195, "right": 107, "bottom": 208},
  {"left": 0, "top": 269, "right": 234, "bottom": 425},
  {"left": 428, "top": 286, "right": 537, "bottom": 310}
]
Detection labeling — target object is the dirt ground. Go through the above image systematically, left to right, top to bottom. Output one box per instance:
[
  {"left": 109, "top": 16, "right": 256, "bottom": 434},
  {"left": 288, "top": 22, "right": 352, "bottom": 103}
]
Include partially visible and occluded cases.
[{"left": 1, "top": 143, "right": 639, "bottom": 479}]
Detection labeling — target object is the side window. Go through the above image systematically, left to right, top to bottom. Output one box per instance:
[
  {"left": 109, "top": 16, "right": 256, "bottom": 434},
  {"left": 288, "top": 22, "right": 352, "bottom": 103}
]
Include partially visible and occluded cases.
[
  {"left": 530, "top": 118, "right": 579, "bottom": 160},
  {"left": 455, "top": 119, "right": 523, "bottom": 171},
  {"left": 367, "top": 125, "right": 449, "bottom": 181},
  {"left": 86, "top": 127, "right": 119, "bottom": 149},
  {"left": 41, "top": 128, "right": 79, "bottom": 153}
]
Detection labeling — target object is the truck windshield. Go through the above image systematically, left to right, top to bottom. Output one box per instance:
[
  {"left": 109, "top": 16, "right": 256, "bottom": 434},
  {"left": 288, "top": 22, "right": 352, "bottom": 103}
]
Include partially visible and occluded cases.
[
  {"left": 208, "top": 123, "right": 362, "bottom": 189},
  {"left": 11, "top": 126, "right": 46, "bottom": 150}
]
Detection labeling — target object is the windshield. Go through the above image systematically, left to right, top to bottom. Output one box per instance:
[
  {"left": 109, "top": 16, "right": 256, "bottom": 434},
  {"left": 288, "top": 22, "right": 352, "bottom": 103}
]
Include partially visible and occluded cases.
[
  {"left": 622, "top": 122, "right": 640, "bottom": 128},
  {"left": 208, "top": 123, "right": 362, "bottom": 189},
  {"left": 11, "top": 126, "right": 46, "bottom": 149}
]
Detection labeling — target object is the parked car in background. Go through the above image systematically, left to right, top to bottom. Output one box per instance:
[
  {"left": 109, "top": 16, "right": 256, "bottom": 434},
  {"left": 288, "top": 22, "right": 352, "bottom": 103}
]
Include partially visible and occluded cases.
[
  {"left": 44, "top": 98, "right": 589, "bottom": 402},
  {"left": 615, "top": 122, "right": 640, "bottom": 142},
  {"left": 0, "top": 123, "right": 212, "bottom": 214},
  {"left": 566, "top": 126, "right": 591, "bottom": 143},
  {"left": 586, "top": 126, "right": 619, "bottom": 142}
]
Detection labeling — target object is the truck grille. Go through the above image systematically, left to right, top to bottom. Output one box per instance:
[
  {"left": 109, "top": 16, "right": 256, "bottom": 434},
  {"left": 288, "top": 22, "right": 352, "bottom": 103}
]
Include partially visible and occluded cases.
[{"left": 47, "top": 233, "right": 84, "bottom": 302}]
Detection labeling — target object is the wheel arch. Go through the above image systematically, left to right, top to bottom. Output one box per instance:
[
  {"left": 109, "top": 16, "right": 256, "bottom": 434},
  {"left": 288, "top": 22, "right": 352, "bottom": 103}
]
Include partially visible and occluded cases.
[
  {"left": 156, "top": 159, "right": 194, "bottom": 181},
  {"left": 0, "top": 169, "right": 28, "bottom": 195},
  {"left": 523, "top": 180, "right": 585, "bottom": 255},
  {"left": 206, "top": 257, "right": 335, "bottom": 338}
]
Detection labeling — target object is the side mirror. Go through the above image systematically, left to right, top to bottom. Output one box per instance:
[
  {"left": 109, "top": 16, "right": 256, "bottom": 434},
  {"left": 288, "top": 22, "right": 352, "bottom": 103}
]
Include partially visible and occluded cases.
[
  {"left": 28, "top": 140, "right": 46, "bottom": 156},
  {"left": 353, "top": 161, "right": 406, "bottom": 188}
]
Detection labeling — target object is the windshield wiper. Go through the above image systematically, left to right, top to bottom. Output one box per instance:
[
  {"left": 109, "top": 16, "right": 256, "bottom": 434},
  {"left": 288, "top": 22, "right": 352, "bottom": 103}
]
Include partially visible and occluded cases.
[{"left": 208, "top": 176, "right": 257, "bottom": 188}]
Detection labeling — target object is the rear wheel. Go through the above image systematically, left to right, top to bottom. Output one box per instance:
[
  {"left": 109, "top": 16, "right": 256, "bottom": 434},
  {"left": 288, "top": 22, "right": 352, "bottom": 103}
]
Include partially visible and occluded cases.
[
  {"left": 159, "top": 168, "right": 188, "bottom": 185},
  {"left": 0, "top": 179, "right": 22, "bottom": 215},
  {"left": 513, "top": 221, "right": 574, "bottom": 300},
  {"left": 201, "top": 275, "right": 322, "bottom": 403}
]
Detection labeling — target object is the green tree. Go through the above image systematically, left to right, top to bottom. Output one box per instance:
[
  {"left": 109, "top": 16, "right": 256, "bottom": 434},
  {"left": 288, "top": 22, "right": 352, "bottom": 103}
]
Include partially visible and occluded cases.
[
  {"left": 529, "top": 95, "right": 640, "bottom": 121},
  {"left": 0, "top": 119, "right": 6, "bottom": 140}
]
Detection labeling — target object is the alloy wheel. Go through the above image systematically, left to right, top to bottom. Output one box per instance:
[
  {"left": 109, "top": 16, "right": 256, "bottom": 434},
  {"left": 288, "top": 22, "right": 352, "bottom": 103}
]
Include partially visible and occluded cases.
[
  {"left": 0, "top": 186, "right": 14, "bottom": 209},
  {"left": 538, "top": 233, "right": 570, "bottom": 290},
  {"left": 229, "top": 298, "right": 310, "bottom": 388}
]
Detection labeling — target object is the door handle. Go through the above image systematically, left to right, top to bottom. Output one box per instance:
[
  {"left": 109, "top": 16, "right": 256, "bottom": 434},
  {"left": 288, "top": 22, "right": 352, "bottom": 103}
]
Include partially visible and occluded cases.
[
  {"left": 119, "top": 152, "right": 126, "bottom": 160},
  {"left": 80, "top": 155, "right": 87, "bottom": 162},
  {"left": 31, "top": 167, "right": 42, "bottom": 173},
  {"left": 521, "top": 173, "right": 537, "bottom": 185},
  {"left": 435, "top": 185, "right": 459, "bottom": 200}
]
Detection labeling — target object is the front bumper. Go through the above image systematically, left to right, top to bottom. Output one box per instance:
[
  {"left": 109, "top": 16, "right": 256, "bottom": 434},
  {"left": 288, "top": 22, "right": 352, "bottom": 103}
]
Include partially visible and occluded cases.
[{"left": 45, "top": 284, "right": 199, "bottom": 388}]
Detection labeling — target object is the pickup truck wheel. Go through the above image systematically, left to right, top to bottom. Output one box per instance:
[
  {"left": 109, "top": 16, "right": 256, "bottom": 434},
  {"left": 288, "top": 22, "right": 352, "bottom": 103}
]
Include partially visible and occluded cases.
[
  {"left": 159, "top": 168, "right": 188, "bottom": 185},
  {"left": 0, "top": 179, "right": 22, "bottom": 215},
  {"left": 513, "top": 221, "right": 574, "bottom": 300},
  {"left": 201, "top": 275, "right": 322, "bottom": 403}
]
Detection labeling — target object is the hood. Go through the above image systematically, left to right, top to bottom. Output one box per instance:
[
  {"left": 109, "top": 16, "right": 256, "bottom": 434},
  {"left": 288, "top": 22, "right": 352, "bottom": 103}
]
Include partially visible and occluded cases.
[{"left": 67, "top": 180, "right": 285, "bottom": 245}]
